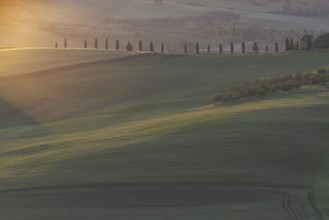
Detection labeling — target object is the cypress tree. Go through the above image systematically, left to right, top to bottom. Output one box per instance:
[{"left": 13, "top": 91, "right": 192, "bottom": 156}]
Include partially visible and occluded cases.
[
  {"left": 64, "top": 38, "right": 67, "bottom": 49},
  {"left": 95, "top": 38, "right": 98, "bottom": 49},
  {"left": 105, "top": 38, "right": 109, "bottom": 50},
  {"left": 285, "top": 38, "right": 290, "bottom": 51},
  {"left": 290, "top": 38, "right": 294, "bottom": 51},
  {"left": 84, "top": 40, "right": 87, "bottom": 49},
  {"left": 116, "top": 40, "right": 120, "bottom": 50},
  {"left": 139, "top": 40, "right": 143, "bottom": 52},
  {"left": 126, "top": 41, "right": 133, "bottom": 51},
  {"left": 150, "top": 41, "right": 154, "bottom": 52},
  {"left": 242, "top": 41, "right": 246, "bottom": 54},
  {"left": 296, "top": 41, "right": 299, "bottom": 51},
  {"left": 161, "top": 42, "right": 164, "bottom": 54},
  {"left": 196, "top": 42, "right": 199, "bottom": 55},
  {"left": 230, "top": 42, "right": 234, "bottom": 54},
  {"left": 252, "top": 42, "right": 259, "bottom": 53},
  {"left": 275, "top": 42, "right": 279, "bottom": 52},
  {"left": 219, "top": 43, "right": 223, "bottom": 54},
  {"left": 185, "top": 44, "right": 187, "bottom": 54},
  {"left": 207, "top": 44, "right": 211, "bottom": 54},
  {"left": 266, "top": 45, "right": 269, "bottom": 53}
]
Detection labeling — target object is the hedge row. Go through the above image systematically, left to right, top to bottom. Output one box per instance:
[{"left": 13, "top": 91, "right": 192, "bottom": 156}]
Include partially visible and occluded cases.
[{"left": 211, "top": 68, "right": 329, "bottom": 103}]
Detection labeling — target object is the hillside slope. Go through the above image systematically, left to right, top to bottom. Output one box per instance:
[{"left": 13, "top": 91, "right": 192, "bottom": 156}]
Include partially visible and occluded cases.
[{"left": 0, "top": 49, "right": 329, "bottom": 219}]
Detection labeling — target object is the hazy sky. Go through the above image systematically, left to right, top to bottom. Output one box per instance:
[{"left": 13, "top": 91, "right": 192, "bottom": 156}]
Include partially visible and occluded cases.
[{"left": 1, "top": 0, "right": 328, "bottom": 47}]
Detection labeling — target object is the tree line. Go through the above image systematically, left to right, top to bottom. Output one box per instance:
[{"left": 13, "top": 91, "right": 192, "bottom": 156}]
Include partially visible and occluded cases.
[
  {"left": 55, "top": 33, "right": 329, "bottom": 54},
  {"left": 56, "top": 38, "right": 274, "bottom": 54},
  {"left": 212, "top": 68, "right": 329, "bottom": 103}
]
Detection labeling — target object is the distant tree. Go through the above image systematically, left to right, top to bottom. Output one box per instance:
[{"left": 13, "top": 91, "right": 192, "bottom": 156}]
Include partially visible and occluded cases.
[
  {"left": 153, "top": 0, "right": 164, "bottom": 5},
  {"left": 314, "top": 33, "right": 329, "bottom": 49},
  {"left": 300, "top": 35, "right": 314, "bottom": 50},
  {"left": 64, "top": 38, "right": 67, "bottom": 49},
  {"left": 95, "top": 38, "right": 98, "bottom": 49},
  {"left": 105, "top": 38, "right": 109, "bottom": 50},
  {"left": 285, "top": 38, "right": 290, "bottom": 51},
  {"left": 84, "top": 40, "right": 87, "bottom": 49},
  {"left": 116, "top": 40, "right": 120, "bottom": 50},
  {"left": 139, "top": 40, "right": 143, "bottom": 52},
  {"left": 126, "top": 41, "right": 133, "bottom": 51},
  {"left": 150, "top": 41, "right": 154, "bottom": 52},
  {"left": 242, "top": 41, "right": 246, "bottom": 54},
  {"left": 296, "top": 41, "right": 299, "bottom": 51},
  {"left": 55, "top": 42, "right": 58, "bottom": 48},
  {"left": 161, "top": 42, "right": 165, "bottom": 53},
  {"left": 196, "top": 42, "right": 199, "bottom": 54},
  {"left": 230, "top": 42, "right": 234, "bottom": 54},
  {"left": 252, "top": 42, "right": 259, "bottom": 53},
  {"left": 275, "top": 42, "right": 279, "bottom": 52},
  {"left": 219, "top": 43, "right": 223, "bottom": 54},
  {"left": 185, "top": 44, "right": 187, "bottom": 54},
  {"left": 207, "top": 44, "right": 211, "bottom": 54},
  {"left": 266, "top": 45, "right": 269, "bottom": 53}
]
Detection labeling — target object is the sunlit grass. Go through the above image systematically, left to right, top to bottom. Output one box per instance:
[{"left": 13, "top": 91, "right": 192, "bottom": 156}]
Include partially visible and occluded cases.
[{"left": 0, "top": 88, "right": 328, "bottom": 187}]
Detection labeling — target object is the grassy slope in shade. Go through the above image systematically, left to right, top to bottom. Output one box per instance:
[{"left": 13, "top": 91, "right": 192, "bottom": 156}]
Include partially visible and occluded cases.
[
  {"left": 0, "top": 48, "right": 133, "bottom": 76},
  {"left": 0, "top": 49, "right": 329, "bottom": 219}
]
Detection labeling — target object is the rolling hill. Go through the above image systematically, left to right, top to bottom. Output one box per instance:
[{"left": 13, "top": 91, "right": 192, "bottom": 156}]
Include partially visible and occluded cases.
[{"left": 0, "top": 48, "right": 329, "bottom": 219}]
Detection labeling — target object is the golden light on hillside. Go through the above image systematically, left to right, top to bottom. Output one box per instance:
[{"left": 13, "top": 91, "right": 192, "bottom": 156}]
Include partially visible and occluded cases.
[
  {"left": 0, "top": 0, "right": 47, "bottom": 47},
  {"left": 0, "top": 0, "right": 21, "bottom": 17}
]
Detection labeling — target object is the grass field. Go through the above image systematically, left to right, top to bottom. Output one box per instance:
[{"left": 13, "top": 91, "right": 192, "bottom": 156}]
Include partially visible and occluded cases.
[
  {"left": 0, "top": 48, "right": 134, "bottom": 76},
  {"left": 0, "top": 49, "right": 329, "bottom": 219}
]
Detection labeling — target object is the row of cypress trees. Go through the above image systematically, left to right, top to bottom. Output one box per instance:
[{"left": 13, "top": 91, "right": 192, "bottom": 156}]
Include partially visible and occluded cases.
[
  {"left": 56, "top": 38, "right": 288, "bottom": 54},
  {"left": 57, "top": 38, "right": 164, "bottom": 53},
  {"left": 57, "top": 38, "right": 109, "bottom": 49},
  {"left": 285, "top": 38, "right": 300, "bottom": 51},
  {"left": 195, "top": 41, "right": 278, "bottom": 54}
]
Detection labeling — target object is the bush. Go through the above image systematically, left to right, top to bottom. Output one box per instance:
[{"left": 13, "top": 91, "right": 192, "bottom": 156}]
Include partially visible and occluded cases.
[
  {"left": 314, "top": 33, "right": 329, "bottom": 49},
  {"left": 318, "top": 69, "right": 327, "bottom": 75}
]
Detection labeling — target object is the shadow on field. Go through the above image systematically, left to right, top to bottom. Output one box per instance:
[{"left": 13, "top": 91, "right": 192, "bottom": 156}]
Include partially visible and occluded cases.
[
  {"left": 0, "top": 53, "right": 151, "bottom": 81},
  {"left": 0, "top": 97, "right": 51, "bottom": 137},
  {"left": 0, "top": 182, "right": 321, "bottom": 220},
  {"left": 0, "top": 182, "right": 281, "bottom": 207}
]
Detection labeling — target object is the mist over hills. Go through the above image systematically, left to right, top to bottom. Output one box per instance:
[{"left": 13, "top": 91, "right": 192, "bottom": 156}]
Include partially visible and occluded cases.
[{"left": 1, "top": 0, "right": 329, "bottom": 47}]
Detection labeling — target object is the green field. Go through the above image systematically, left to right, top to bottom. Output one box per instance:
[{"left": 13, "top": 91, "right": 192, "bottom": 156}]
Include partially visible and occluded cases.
[{"left": 0, "top": 49, "right": 329, "bottom": 219}]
